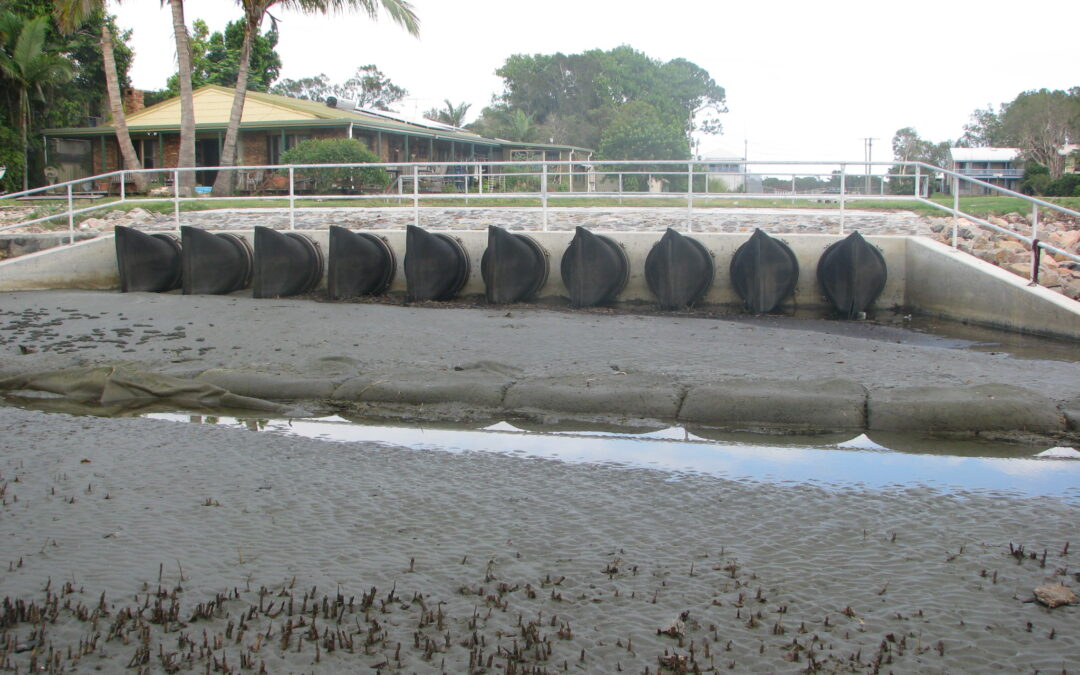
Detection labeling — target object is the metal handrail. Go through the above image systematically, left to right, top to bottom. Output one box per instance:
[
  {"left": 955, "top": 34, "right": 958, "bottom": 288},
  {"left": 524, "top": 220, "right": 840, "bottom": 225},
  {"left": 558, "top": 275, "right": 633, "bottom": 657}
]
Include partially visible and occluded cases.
[{"left": 2, "top": 159, "right": 1078, "bottom": 283}]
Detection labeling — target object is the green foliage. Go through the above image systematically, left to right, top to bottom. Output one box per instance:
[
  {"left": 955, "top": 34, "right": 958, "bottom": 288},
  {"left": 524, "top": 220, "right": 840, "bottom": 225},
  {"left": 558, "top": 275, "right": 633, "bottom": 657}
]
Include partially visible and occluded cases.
[
  {"left": 0, "top": 4, "right": 132, "bottom": 188},
  {"left": 0, "top": 12, "right": 75, "bottom": 189},
  {"left": 165, "top": 18, "right": 281, "bottom": 95},
  {"left": 472, "top": 46, "right": 724, "bottom": 151},
  {"left": 270, "top": 65, "right": 405, "bottom": 110},
  {"left": 270, "top": 73, "right": 331, "bottom": 100},
  {"left": 961, "top": 89, "right": 1080, "bottom": 178},
  {"left": 1001, "top": 89, "right": 1079, "bottom": 178},
  {"left": 423, "top": 99, "right": 471, "bottom": 127},
  {"left": 598, "top": 101, "right": 689, "bottom": 161},
  {"left": 958, "top": 103, "right": 1011, "bottom": 148},
  {"left": 0, "top": 123, "right": 24, "bottom": 192},
  {"left": 887, "top": 127, "right": 951, "bottom": 195},
  {"left": 280, "top": 138, "right": 389, "bottom": 193},
  {"left": 1022, "top": 162, "right": 1080, "bottom": 196}
]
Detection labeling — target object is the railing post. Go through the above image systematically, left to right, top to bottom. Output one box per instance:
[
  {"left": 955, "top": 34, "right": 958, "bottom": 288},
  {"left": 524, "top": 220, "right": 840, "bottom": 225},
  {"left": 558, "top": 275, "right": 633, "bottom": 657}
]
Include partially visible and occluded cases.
[
  {"left": 541, "top": 162, "right": 549, "bottom": 231},
  {"left": 477, "top": 163, "right": 483, "bottom": 197},
  {"left": 686, "top": 163, "right": 693, "bottom": 233},
  {"left": 839, "top": 164, "right": 846, "bottom": 235},
  {"left": 413, "top": 165, "right": 420, "bottom": 228},
  {"left": 915, "top": 165, "right": 922, "bottom": 198},
  {"left": 288, "top": 167, "right": 296, "bottom": 230},
  {"left": 173, "top": 169, "right": 181, "bottom": 230},
  {"left": 119, "top": 170, "right": 126, "bottom": 203},
  {"left": 618, "top": 173, "right": 623, "bottom": 204},
  {"left": 952, "top": 175, "right": 960, "bottom": 248},
  {"left": 66, "top": 184, "right": 75, "bottom": 245},
  {"left": 1030, "top": 203, "right": 1040, "bottom": 284}
]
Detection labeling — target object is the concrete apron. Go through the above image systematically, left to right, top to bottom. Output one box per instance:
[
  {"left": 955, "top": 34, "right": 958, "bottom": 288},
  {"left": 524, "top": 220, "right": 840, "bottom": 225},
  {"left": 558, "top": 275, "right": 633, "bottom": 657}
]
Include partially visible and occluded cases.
[{"left": 0, "top": 229, "right": 1077, "bottom": 439}]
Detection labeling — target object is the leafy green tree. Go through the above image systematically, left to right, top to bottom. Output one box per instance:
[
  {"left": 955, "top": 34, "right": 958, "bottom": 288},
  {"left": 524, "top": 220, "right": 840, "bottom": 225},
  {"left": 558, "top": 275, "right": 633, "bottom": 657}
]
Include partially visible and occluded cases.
[
  {"left": 213, "top": 1, "right": 418, "bottom": 195},
  {"left": 0, "top": 14, "right": 74, "bottom": 190},
  {"left": 164, "top": 18, "right": 280, "bottom": 95},
  {"left": 473, "top": 46, "right": 725, "bottom": 152},
  {"left": 332, "top": 64, "right": 406, "bottom": 109},
  {"left": 269, "top": 66, "right": 409, "bottom": 109},
  {"left": 269, "top": 74, "right": 330, "bottom": 100},
  {"left": 1000, "top": 89, "right": 1079, "bottom": 178},
  {"left": 598, "top": 100, "right": 689, "bottom": 160},
  {"left": 958, "top": 103, "right": 1011, "bottom": 148},
  {"left": 498, "top": 108, "right": 536, "bottom": 142},
  {"left": 887, "top": 127, "right": 951, "bottom": 195},
  {"left": 280, "top": 138, "right": 388, "bottom": 192}
]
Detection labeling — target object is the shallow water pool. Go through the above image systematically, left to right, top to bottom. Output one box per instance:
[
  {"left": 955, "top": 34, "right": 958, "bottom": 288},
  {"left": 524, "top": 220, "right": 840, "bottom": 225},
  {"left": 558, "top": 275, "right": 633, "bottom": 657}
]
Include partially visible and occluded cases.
[{"left": 145, "top": 413, "right": 1080, "bottom": 502}]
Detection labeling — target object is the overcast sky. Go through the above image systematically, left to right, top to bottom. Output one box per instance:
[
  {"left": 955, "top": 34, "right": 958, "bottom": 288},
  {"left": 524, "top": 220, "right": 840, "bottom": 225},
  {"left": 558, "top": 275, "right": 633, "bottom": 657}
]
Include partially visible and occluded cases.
[{"left": 113, "top": 0, "right": 1076, "bottom": 170}]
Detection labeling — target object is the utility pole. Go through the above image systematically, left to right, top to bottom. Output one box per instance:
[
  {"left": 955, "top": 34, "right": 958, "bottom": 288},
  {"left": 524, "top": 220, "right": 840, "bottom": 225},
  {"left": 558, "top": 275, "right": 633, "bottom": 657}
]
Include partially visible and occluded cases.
[{"left": 862, "top": 137, "right": 878, "bottom": 195}]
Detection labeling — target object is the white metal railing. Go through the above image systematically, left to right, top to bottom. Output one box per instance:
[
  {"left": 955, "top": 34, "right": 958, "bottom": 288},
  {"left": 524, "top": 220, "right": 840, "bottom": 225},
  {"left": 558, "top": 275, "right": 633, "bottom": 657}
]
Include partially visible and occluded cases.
[{"left": 2, "top": 159, "right": 1078, "bottom": 283}]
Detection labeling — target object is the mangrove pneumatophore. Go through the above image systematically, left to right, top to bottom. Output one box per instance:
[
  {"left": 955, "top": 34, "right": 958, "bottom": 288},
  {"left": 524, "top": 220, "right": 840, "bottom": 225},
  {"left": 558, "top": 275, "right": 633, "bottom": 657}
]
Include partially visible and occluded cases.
[
  {"left": 404, "top": 224, "right": 470, "bottom": 302},
  {"left": 114, "top": 225, "right": 182, "bottom": 293},
  {"left": 326, "top": 225, "right": 396, "bottom": 299},
  {"left": 180, "top": 226, "right": 253, "bottom": 295},
  {"left": 252, "top": 226, "right": 324, "bottom": 299},
  {"left": 481, "top": 226, "right": 549, "bottom": 304},
  {"left": 560, "top": 227, "right": 629, "bottom": 308},
  {"left": 644, "top": 228, "right": 714, "bottom": 310},
  {"left": 729, "top": 228, "right": 799, "bottom": 313},
  {"left": 817, "top": 231, "right": 887, "bottom": 318}
]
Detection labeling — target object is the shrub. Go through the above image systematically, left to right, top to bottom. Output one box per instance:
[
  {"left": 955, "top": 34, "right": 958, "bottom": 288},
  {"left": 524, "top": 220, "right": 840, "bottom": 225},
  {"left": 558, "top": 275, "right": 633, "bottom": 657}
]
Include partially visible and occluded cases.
[{"left": 280, "top": 139, "right": 389, "bottom": 193}]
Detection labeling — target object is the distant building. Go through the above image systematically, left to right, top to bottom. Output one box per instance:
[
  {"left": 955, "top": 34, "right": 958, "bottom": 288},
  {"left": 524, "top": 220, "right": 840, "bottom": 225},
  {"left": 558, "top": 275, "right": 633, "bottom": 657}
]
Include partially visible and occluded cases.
[
  {"left": 949, "top": 147, "right": 1023, "bottom": 195},
  {"left": 700, "top": 156, "right": 747, "bottom": 192}
]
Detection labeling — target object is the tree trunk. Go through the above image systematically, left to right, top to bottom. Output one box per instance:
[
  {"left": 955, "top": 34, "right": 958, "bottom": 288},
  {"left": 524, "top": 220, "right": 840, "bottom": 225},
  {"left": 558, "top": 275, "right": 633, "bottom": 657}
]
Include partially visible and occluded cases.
[
  {"left": 170, "top": 0, "right": 196, "bottom": 196},
  {"left": 211, "top": 14, "right": 257, "bottom": 196},
  {"left": 101, "top": 22, "right": 147, "bottom": 193}
]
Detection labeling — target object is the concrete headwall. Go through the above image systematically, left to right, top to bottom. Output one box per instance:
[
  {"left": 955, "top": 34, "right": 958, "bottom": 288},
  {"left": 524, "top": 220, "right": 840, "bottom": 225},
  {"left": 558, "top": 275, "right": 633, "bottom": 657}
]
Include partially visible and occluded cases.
[
  {"left": 1, "top": 226, "right": 1077, "bottom": 339},
  {"left": 0, "top": 229, "right": 906, "bottom": 314},
  {"left": 0, "top": 236, "right": 117, "bottom": 291},
  {"left": 905, "top": 237, "right": 1080, "bottom": 340}
]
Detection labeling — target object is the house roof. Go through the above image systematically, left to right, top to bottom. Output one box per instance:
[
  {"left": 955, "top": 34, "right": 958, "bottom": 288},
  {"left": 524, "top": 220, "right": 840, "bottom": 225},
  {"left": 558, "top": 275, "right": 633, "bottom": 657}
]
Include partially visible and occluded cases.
[
  {"left": 43, "top": 85, "right": 593, "bottom": 154},
  {"left": 949, "top": 147, "right": 1020, "bottom": 162}
]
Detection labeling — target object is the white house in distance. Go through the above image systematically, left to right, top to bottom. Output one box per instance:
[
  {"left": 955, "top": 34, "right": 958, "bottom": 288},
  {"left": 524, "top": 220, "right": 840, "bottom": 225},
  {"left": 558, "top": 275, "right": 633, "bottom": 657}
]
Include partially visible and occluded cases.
[
  {"left": 698, "top": 143, "right": 748, "bottom": 192},
  {"left": 949, "top": 147, "right": 1023, "bottom": 195}
]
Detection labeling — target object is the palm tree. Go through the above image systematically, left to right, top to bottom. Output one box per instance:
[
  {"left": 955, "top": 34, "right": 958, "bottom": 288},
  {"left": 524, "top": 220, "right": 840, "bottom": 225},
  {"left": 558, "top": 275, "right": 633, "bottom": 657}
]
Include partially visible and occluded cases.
[
  {"left": 53, "top": 0, "right": 147, "bottom": 192},
  {"left": 167, "top": 0, "right": 196, "bottom": 195},
  {"left": 211, "top": 0, "right": 419, "bottom": 195},
  {"left": 0, "top": 15, "right": 75, "bottom": 191},
  {"left": 431, "top": 99, "right": 470, "bottom": 127},
  {"left": 500, "top": 109, "right": 535, "bottom": 142}
]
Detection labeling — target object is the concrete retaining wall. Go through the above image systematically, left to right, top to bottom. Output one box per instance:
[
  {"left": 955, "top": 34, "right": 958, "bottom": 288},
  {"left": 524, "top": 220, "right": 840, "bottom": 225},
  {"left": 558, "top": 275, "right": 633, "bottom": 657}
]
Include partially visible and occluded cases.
[
  {"left": 1, "top": 226, "right": 1077, "bottom": 339},
  {"left": 0, "top": 236, "right": 117, "bottom": 291},
  {"left": 906, "top": 237, "right": 1080, "bottom": 340}
]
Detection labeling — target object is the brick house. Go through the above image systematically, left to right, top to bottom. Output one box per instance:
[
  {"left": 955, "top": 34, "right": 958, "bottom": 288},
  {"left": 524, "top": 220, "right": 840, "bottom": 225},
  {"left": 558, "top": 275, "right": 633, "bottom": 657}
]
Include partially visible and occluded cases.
[{"left": 42, "top": 85, "right": 592, "bottom": 192}]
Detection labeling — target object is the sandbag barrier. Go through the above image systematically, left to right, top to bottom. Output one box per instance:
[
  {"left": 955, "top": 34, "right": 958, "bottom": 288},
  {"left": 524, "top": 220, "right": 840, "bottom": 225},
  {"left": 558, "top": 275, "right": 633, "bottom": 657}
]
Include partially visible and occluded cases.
[{"left": 114, "top": 224, "right": 888, "bottom": 317}]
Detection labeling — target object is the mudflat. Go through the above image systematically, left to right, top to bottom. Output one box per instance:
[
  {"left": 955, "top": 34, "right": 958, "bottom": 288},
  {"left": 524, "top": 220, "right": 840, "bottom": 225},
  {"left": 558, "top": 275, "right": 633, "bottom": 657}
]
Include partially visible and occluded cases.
[{"left": 1, "top": 290, "right": 1079, "bottom": 671}]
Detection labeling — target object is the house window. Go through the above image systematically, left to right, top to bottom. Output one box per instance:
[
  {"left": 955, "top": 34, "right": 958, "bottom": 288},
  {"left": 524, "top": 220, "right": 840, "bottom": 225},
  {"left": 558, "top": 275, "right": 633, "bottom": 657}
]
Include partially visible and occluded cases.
[
  {"left": 267, "top": 133, "right": 311, "bottom": 164},
  {"left": 135, "top": 138, "right": 157, "bottom": 169},
  {"left": 510, "top": 150, "right": 542, "bottom": 162}
]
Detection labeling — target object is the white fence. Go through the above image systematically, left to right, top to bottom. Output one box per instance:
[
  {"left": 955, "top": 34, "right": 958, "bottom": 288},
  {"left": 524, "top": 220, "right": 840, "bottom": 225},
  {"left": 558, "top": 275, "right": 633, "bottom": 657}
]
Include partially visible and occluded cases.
[{"left": 2, "top": 159, "right": 1078, "bottom": 283}]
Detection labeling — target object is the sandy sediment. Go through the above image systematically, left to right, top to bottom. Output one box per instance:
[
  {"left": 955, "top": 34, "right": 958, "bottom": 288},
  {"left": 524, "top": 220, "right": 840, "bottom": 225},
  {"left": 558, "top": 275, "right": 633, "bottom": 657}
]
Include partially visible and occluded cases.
[
  {"left": 0, "top": 290, "right": 1078, "bottom": 439},
  {"left": 1, "top": 407, "right": 1078, "bottom": 673}
]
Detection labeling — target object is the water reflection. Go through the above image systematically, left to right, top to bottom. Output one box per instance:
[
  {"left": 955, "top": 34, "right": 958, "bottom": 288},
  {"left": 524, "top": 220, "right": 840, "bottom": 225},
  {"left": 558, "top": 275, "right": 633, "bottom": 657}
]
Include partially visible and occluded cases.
[{"left": 146, "top": 414, "right": 1080, "bottom": 502}]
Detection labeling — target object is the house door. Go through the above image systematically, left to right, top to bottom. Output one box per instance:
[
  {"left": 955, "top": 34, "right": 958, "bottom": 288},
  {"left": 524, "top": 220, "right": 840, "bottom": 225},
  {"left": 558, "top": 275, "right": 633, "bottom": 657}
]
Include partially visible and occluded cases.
[{"left": 195, "top": 138, "right": 219, "bottom": 186}]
